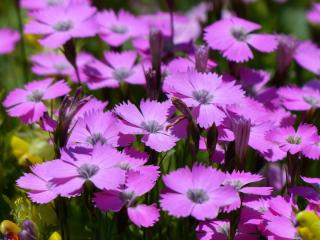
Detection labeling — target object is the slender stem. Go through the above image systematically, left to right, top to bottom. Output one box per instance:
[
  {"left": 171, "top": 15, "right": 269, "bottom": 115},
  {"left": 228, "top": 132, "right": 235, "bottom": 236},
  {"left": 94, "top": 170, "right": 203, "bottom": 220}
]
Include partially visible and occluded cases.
[
  {"left": 15, "top": 0, "right": 29, "bottom": 83},
  {"left": 169, "top": 9, "right": 174, "bottom": 48}
]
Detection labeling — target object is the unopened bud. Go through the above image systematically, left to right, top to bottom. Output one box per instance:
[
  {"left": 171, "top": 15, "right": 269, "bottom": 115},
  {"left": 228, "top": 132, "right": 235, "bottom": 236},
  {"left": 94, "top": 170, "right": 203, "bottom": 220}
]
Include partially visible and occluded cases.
[
  {"left": 149, "top": 28, "right": 163, "bottom": 71},
  {"left": 273, "top": 35, "right": 297, "bottom": 86},
  {"left": 63, "top": 39, "right": 81, "bottom": 83},
  {"left": 63, "top": 39, "right": 77, "bottom": 67},
  {"left": 195, "top": 45, "right": 209, "bottom": 73},
  {"left": 145, "top": 69, "right": 158, "bottom": 100},
  {"left": 54, "top": 88, "right": 89, "bottom": 156},
  {"left": 171, "top": 97, "right": 193, "bottom": 121},
  {"left": 232, "top": 117, "right": 251, "bottom": 170},
  {"left": 188, "top": 120, "right": 200, "bottom": 159},
  {"left": 207, "top": 123, "right": 218, "bottom": 160},
  {"left": 19, "top": 220, "right": 37, "bottom": 240}
]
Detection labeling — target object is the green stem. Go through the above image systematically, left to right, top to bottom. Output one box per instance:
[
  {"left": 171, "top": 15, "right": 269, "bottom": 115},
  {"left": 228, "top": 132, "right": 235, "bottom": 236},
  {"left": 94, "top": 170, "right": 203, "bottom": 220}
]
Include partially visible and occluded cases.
[{"left": 15, "top": 0, "right": 29, "bottom": 83}]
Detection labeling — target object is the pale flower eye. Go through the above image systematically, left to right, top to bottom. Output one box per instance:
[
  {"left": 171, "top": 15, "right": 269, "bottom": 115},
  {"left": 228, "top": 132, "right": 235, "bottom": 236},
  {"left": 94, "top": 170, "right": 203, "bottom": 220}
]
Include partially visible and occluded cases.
[{"left": 54, "top": 20, "right": 73, "bottom": 32}]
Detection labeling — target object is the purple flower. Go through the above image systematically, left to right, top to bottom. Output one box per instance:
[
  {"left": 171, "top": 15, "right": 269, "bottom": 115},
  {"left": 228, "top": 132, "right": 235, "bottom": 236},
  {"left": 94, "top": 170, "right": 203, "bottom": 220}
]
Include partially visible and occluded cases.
[
  {"left": 21, "top": 0, "right": 91, "bottom": 11},
  {"left": 25, "top": 4, "right": 97, "bottom": 48},
  {"left": 307, "top": 4, "right": 320, "bottom": 25},
  {"left": 97, "top": 10, "right": 145, "bottom": 47},
  {"left": 204, "top": 16, "right": 277, "bottom": 62},
  {"left": 0, "top": 28, "right": 20, "bottom": 55},
  {"left": 294, "top": 41, "right": 320, "bottom": 76},
  {"left": 84, "top": 51, "right": 145, "bottom": 89},
  {"left": 31, "top": 52, "right": 93, "bottom": 81},
  {"left": 166, "top": 55, "right": 217, "bottom": 75},
  {"left": 164, "top": 71, "right": 244, "bottom": 128},
  {"left": 3, "top": 78, "right": 70, "bottom": 123},
  {"left": 278, "top": 85, "right": 320, "bottom": 111},
  {"left": 71, "top": 97, "right": 108, "bottom": 124},
  {"left": 114, "top": 99, "right": 179, "bottom": 152},
  {"left": 68, "top": 110, "right": 128, "bottom": 148},
  {"left": 266, "top": 124, "right": 318, "bottom": 156},
  {"left": 49, "top": 145, "right": 126, "bottom": 196},
  {"left": 16, "top": 161, "right": 59, "bottom": 203},
  {"left": 160, "top": 165, "right": 239, "bottom": 220},
  {"left": 94, "top": 166, "right": 160, "bottom": 228},
  {"left": 222, "top": 171, "right": 272, "bottom": 212},
  {"left": 224, "top": 171, "right": 272, "bottom": 196},
  {"left": 262, "top": 197, "right": 298, "bottom": 240},
  {"left": 196, "top": 220, "right": 230, "bottom": 240}
]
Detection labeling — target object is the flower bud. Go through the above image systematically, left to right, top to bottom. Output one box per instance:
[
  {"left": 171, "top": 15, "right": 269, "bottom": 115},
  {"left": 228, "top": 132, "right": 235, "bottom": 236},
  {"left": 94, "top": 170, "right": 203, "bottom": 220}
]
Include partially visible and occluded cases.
[
  {"left": 149, "top": 28, "right": 163, "bottom": 72},
  {"left": 149, "top": 28, "right": 163, "bottom": 97},
  {"left": 273, "top": 35, "right": 297, "bottom": 86},
  {"left": 63, "top": 39, "right": 81, "bottom": 83},
  {"left": 195, "top": 45, "right": 209, "bottom": 73},
  {"left": 145, "top": 69, "right": 158, "bottom": 100},
  {"left": 54, "top": 88, "right": 89, "bottom": 156},
  {"left": 171, "top": 97, "right": 193, "bottom": 121},
  {"left": 232, "top": 117, "right": 251, "bottom": 170},
  {"left": 188, "top": 120, "right": 200, "bottom": 159},
  {"left": 207, "top": 123, "right": 218, "bottom": 160},
  {"left": 19, "top": 220, "right": 37, "bottom": 240}
]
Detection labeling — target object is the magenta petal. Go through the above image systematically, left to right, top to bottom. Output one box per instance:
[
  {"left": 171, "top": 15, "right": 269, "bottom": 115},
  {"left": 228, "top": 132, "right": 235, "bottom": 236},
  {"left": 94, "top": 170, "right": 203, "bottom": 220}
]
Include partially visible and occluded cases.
[
  {"left": 39, "top": 33, "right": 71, "bottom": 49},
  {"left": 247, "top": 34, "right": 278, "bottom": 53},
  {"left": 223, "top": 41, "right": 253, "bottom": 63},
  {"left": 43, "top": 80, "right": 70, "bottom": 99},
  {"left": 2, "top": 89, "right": 28, "bottom": 107},
  {"left": 114, "top": 101, "right": 144, "bottom": 127},
  {"left": 7, "top": 102, "right": 34, "bottom": 117},
  {"left": 196, "top": 105, "right": 226, "bottom": 128},
  {"left": 142, "top": 133, "right": 177, "bottom": 152},
  {"left": 162, "top": 167, "right": 193, "bottom": 194},
  {"left": 91, "top": 168, "right": 125, "bottom": 190},
  {"left": 16, "top": 173, "right": 47, "bottom": 191},
  {"left": 54, "top": 177, "right": 84, "bottom": 197},
  {"left": 209, "top": 186, "right": 240, "bottom": 207},
  {"left": 240, "top": 187, "right": 273, "bottom": 196},
  {"left": 28, "top": 191, "right": 58, "bottom": 204},
  {"left": 94, "top": 191, "right": 124, "bottom": 212},
  {"left": 160, "top": 193, "right": 193, "bottom": 218},
  {"left": 191, "top": 201, "right": 219, "bottom": 220},
  {"left": 128, "top": 204, "right": 160, "bottom": 228},
  {"left": 266, "top": 216, "right": 296, "bottom": 239}
]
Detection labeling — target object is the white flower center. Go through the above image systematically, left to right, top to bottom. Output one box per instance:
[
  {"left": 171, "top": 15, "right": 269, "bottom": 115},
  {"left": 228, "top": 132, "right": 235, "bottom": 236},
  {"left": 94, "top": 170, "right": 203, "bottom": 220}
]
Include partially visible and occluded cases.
[
  {"left": 54, "top": 20, "right": 73, "bottom": 32},
  {"left": 110, "top": 25, "right": 128, "bottom": 34},
  {"left": 231, "top": 27, "right": 248, "bottom": 42},
  {"left": 112, "top": 68, "right": 133, "bottom": 82},
  {"left": 192, "top": 89, "right": 213, "bottom": 105},
  {"left": 27, "top": 90, "right": 44, "bottom": 102},
  {"left": 303, "top": 96, "right": 319, "bottom": 106},
  {"left": 141, "top": 120, "right": 163, "bottom": 133},
  {"left": 86, "top": 133, "right": 107, "bottom": 146},
  {"left": 286, "top": 136, "right": 302, "bottom": 145},
  {"left": 78, "top": 163, "right": 100, "bottom": 179},
  {"left": 187, "top": 189, "right": 209, "bottom": 204}
]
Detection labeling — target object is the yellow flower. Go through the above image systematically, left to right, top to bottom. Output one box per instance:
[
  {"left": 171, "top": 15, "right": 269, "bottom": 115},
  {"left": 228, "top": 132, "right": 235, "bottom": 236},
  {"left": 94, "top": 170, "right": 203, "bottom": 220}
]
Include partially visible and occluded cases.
[
  {"left": 10, "top": 134, "right": 54, "bottom": 166},
  {"left": 11, "top": 136, "right": 42, "bottom": 165},
  {"left": 296, "top": 210, "right": 320, "bottom": 240},
  {"left": 0, "top": 220, "right": 20, "bottom": 235},
  {"left": 48, "top": 231, "right": 62, "bottom": 240}
]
